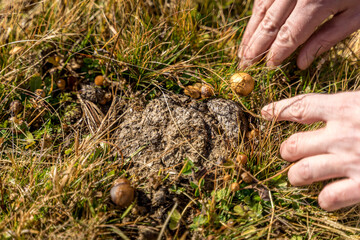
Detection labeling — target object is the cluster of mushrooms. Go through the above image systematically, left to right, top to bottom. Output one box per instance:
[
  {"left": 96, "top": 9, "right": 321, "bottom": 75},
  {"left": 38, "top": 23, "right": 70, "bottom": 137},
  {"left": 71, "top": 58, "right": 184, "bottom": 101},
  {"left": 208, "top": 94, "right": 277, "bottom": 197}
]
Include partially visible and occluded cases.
[{"left": 184, "top": 72, "right": 254, "bottom": 99}]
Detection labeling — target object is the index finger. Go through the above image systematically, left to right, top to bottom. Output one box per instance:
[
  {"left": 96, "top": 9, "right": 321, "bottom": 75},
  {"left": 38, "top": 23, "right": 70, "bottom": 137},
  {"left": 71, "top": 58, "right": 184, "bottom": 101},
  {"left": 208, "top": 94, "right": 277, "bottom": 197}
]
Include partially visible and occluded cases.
[{"left": 261, "top": 94, "right": 334, "bottom": 124}]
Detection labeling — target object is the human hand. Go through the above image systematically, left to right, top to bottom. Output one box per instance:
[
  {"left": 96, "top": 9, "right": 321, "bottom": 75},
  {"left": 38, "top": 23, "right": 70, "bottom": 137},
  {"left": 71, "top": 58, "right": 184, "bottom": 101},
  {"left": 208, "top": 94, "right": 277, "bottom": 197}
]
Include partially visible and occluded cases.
[
  {"left": 238, "top": 0, "right": 360, "bottom": 70},
  {"left": 261, "top": 91, "right": 360, "bottom": 211}
]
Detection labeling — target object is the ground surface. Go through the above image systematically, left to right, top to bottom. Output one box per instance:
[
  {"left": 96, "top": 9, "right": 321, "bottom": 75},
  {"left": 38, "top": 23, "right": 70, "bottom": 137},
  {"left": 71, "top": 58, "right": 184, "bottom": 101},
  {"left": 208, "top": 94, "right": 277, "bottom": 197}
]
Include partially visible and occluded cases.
[{"left": 0, "top": 0, "right": 359, "bottom": 239}]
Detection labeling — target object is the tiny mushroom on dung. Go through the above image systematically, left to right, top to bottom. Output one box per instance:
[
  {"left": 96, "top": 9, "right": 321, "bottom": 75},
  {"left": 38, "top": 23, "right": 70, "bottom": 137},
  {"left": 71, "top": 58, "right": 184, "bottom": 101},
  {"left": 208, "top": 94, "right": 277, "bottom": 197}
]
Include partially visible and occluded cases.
[
  {"left": 229, "top": 72, "right": 254, "bottom": 96},
  {"left": 95, "top": 75, "right": 105, "bottom": 86},
  {"left": 200, "top": 84, "right": 214, "bottom": 98},
  {"left": 184, "top": 85, "right": 201, "bottom": 99},
  {"left": 99, "top": 98, "right": 107, "bottom": 105},
  {"left": 110, "top": 178, "right": 135, "bottom": 208}
]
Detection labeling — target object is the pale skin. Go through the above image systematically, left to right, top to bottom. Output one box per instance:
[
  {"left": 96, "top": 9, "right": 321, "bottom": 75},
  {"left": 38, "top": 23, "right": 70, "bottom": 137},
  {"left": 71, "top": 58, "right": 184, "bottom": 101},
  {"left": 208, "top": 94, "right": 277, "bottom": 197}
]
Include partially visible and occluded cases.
[
  {"left": 238, "top": 0, "right": 360, "bottom": 69},
  {"left": 239, "top": 0, "right": 360, "bottom": 211}
]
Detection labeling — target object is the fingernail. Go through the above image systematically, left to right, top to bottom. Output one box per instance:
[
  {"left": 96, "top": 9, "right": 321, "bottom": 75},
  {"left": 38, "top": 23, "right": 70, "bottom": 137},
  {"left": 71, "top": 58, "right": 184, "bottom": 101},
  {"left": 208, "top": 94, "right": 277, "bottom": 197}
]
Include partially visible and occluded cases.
[{"left": 261, "top": 104, "right": 273, "bottom": 120}]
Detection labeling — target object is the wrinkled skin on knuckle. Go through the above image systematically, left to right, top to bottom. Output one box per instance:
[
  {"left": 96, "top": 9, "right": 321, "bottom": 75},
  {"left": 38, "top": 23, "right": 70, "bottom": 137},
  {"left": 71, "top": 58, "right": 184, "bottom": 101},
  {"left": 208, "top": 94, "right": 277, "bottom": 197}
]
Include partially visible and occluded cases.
[
  {"left": 254, "top": 0, "right": 269, "bottom": 17},
  {"left": 261, "top": 12, "right": 279, "bottom": 34},
  {"left": 276, "top": 24, "right": 297, "bottom": 48},
  {"left": 242, "top": 48, "right": 256, "bottom": 61},
  {"left": 289, "top": 96, "right": 308, "bottom": 122}
]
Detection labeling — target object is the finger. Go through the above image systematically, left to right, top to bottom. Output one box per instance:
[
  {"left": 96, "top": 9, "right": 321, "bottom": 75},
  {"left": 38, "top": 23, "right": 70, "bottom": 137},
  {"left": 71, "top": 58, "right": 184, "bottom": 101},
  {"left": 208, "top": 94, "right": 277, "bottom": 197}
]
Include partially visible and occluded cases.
[
  {"left": 238, "top": 0, "right": 275, "bottom": 65},
  {"left": 240, "top": 0, "right": 296, "bottom": 68},
  {"left": 266, "top": 2, "right": 334, "bottom": 67},
  {"left": 297, "top": 8, "right": 360, "bottom": 70},
  {"left": 261, "top": 94, "right": 336, "bottom": 124},
  {"left": 280, "top": 129, "right": 329, "bottom": 162},
  {"left": 288, "top": 154, "right": 345, "bottom": 186},
  {"left": 318, "top": 178, "right": 360, "bottom": 211}
]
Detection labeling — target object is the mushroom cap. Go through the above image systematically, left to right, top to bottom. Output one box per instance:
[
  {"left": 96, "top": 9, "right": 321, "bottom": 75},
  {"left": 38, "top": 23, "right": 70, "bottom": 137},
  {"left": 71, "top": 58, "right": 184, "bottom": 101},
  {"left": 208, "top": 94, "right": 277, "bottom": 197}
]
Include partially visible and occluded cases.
[
  {"left": 229, "top": 72, "right": 254, "bottom": 96},
  {"left": 95, "top": 75, "right": 105, "bottom": 86},
  {"left": 57, "top": 79, "right": 66, "bottom": 90},
  {"left": 200, "top": 84, "right": 214, "bottom": 98},
  {"left": 184, "top": 85, "right": 201, "bottom": 99},
  {"left": 236, "top": 154, "right": 247, "bottom": 166},
  {"left": 241, "top": 172, "right": 252, "bottom": 183},
  {"left": 110, "top": 178, "right": 135, "bottom": 208},
  {"left": 230, "top": 182, "right": 240, "bottom": 192}
]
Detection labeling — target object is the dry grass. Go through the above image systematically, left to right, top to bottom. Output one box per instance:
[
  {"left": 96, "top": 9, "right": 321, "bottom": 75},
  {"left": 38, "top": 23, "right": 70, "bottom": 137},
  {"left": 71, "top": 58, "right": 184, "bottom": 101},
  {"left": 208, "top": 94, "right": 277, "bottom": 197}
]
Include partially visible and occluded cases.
[{"left": 0, "top": 0, "right": 359, "bottom": 239}]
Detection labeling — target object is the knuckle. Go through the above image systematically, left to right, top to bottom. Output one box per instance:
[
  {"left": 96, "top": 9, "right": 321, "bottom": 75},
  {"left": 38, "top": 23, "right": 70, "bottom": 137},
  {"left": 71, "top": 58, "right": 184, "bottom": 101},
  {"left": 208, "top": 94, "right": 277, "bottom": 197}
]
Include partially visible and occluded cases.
[
  {"left": 254, "top": 0, "right": 268, "bottom": 17},
  {"left": 261, "top": 12, "right": 279, "bottom": 33},
  {"left": 276, "top": 25, "right": 296, "bottom": 47},
  {"left": 289, "top": 96, "right": 308, "bottom": 122},
  {"left": 282, "top": 134, "right": 299, "bottom": 157},
  {"left": 298, "top": 160, "right": 312, "bottom": 181}
]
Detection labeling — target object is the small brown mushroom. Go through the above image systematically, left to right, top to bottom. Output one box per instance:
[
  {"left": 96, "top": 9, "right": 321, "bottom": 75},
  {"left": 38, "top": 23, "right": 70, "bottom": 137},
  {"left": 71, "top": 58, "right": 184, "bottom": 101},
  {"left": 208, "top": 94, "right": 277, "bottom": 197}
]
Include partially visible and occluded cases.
[
  {"left": 229, "top": 72, "right": 254, "bottom": 96},
  {"left": 95, "top": 75, "right": 105, "bottom": 86},
  {"left": 57, "top": 79, "right": 66, "bottom": 91},
  {"left": 201, "top": 84, "right": 214, "bottom": 98},
  {"left": 184, "top": 85, "right": 201, "bottom": 99},
  {"left": 104, "top": 92, "right": 112, "bottom": 101},
  {"left": 247, "top": 129, "right": 260, "bottom": 140},
  {"left": 236, "top": 154, "right": 247, "bottom": 166},
  {"left": 241, "top": 172, "right": 252, "bottom": 184},
  {"left": 223, "top": 174, "right": 231, "bottom": 182},
  {"left": 110, "top": 178, "right": 135, "bottom": 208},
  {"left": 230, "top": 182, "right": 240, "bottom": 192},
  {"left": 227, "top": 219, "right": 235, "bottom": 227}
]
